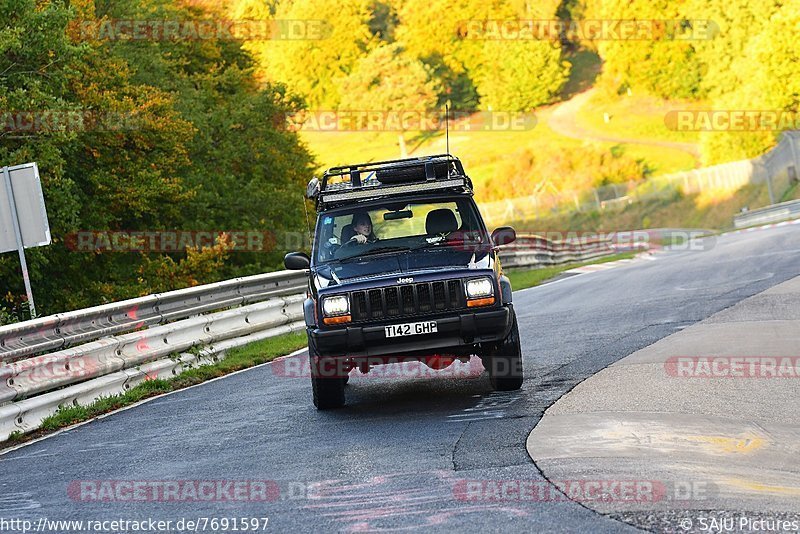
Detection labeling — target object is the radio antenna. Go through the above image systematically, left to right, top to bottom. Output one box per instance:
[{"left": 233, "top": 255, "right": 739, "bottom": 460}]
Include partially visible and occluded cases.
[
  {"left": 445, "top": 103, "right": 450, "bottom": 156},
  {"left": 302, "top": 194, "right": 313, "bottom": 249}
]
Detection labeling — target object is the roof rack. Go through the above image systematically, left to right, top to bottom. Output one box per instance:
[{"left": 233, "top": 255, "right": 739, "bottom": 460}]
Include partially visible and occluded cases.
[{"left": 307, "top": 154, "right": 473, "bottom": 210}]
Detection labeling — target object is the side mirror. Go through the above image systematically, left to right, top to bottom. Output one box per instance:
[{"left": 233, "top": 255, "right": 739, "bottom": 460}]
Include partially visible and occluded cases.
[
  {"left": 306, "top": 178, "right": 320, "bottom": 200},
  {"left": 491, "top": 226, "right": 516, "bottom": 246},
  {"left": 284, "top": 252, "right": 311, "bottom": 270}
]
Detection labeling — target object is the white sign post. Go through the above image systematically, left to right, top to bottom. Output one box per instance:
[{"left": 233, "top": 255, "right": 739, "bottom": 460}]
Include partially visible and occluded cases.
[{"left": 0, "top": 163, "right": 51, "bottom": 318}]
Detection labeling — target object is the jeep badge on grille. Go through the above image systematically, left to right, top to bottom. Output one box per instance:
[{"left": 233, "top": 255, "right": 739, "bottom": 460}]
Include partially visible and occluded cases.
[{"left": 398, "top": 277, "right": 414, "bottom": 284}]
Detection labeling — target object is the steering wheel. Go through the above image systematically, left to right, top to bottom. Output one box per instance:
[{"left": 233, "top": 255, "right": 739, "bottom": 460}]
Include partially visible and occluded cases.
[
  {"left": 321, "top": 238, "right": 341, "bottom": 261},
  {"left": 333, "top": 238, "right": 361, "bottom": 259}
]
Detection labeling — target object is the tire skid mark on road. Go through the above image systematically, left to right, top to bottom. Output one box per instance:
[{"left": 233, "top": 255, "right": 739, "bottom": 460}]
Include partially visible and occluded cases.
[
  {"left": 676, "top": 272, "right": 775, "bottom": 291},
  {"left": 446, "top": 391, "right": 524, "bottom": 423},
  {"left": 297, "top": 471, "right": 533, "bottom": 531},
  {"left": 0, "top": 492, "right": 41, "bottom": 512}
]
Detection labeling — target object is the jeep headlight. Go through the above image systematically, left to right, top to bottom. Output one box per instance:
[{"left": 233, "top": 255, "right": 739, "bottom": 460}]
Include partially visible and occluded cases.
[
  {"left": 465, "top": 277, "right": 496, "bottom": 308},
  {"left": 465, "top": 278, "right": 494, "bottom": 299},
  {"left": 322, "top": 295, "right": 350, "bottom": 317}
]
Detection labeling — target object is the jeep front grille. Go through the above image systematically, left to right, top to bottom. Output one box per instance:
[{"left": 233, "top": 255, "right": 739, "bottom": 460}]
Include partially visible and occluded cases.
[{"left": 350, "top": 280, "right": 465, "bottom": 322}]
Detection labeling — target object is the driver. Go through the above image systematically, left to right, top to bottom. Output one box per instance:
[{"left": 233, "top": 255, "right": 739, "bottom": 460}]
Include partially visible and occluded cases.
[{"left": 349, "top": 211, "right": 378, "bottom": 244}]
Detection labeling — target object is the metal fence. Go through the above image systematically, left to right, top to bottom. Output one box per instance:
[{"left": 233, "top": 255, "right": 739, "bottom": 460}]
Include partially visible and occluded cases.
[
  {"left": 479, "top": 131, "right": 800, "bottom": 228},
  {"left": 759, "top": 132, "right": 800, "bottom": 204},
  {"left": 0, "top": 237, "right": 616, "bottom": 441}
]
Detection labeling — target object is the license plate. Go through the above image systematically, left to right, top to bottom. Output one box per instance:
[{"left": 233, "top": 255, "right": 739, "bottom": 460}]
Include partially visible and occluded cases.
[{"left": 384, "top": 321, "right": 438, "bottom": 338}]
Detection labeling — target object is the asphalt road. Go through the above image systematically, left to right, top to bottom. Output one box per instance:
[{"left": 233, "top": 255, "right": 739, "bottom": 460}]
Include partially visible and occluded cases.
[{"left": 2, "top": 224, "right": 799, "bottom": 533}]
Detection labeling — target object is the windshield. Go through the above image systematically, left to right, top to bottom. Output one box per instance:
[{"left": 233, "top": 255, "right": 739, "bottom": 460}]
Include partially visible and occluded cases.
[{"left": 314, "top": 197, "right": 487, "bottom": 264}]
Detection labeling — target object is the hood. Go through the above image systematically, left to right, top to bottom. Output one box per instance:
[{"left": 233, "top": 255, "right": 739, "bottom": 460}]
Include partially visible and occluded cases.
[{"left": 314, "top": 246, "right": 493, "bottom": 288}]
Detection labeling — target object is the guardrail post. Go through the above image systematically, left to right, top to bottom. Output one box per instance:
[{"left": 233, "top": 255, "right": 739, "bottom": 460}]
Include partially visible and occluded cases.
[
  {"left": 788, "top": 132, "right": 800, "bottom": 185},
  {"left": 764, "top": 139, "right": 782, "bottom": 205},
  {"left": 766, "top": 167, "right": 776, "bottom": 204}
]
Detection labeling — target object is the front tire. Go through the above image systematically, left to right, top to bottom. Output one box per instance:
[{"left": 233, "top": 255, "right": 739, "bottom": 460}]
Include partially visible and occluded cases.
[
  {"left": 486, "top": 313, "right": 524, "bottom": 391},
  {"left": 309, "top": 341, "right": 346, "bottom": 410}
]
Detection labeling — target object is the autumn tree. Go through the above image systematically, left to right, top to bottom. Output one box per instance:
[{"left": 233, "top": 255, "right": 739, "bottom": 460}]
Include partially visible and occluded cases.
[
  {"left": 0, "top": 0, "right": 316, "bottom": 320},
  {"left": 258, "top": 0, "right": 378, "bottom": 109},
  {"left": 397, "top": 0, "right": 568, "bottom": 111},
  {"left": 700, "top": 3, "right": 800, "bottom": 164},
  {"left": 477, "top": 40, "right": 568, "bottom": 111},
  {"left": 339, "top": 43, "right": 440, "bottom": 156}
]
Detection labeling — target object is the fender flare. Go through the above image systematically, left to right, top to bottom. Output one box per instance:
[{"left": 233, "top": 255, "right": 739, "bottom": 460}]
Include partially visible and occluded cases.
[
  {"left": 499, "top": 275, "right": 513, "bottom": 304},
  {"left": 303, "top": 297, "right": 317, "bottom": 328}
]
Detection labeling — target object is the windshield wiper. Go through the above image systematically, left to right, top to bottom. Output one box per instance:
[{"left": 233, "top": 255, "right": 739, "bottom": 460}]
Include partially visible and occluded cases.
[
  {"left": 411, "top": 239, "right": 483, "bottom": 251},
  {"left": 337, "top": 246, "right": 411, "bottom": 262}
]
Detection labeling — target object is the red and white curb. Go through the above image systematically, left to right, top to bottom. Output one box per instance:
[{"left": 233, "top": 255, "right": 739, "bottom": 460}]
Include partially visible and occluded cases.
[
  {"left": 728, "top": 218, "right": 800, "bottom": 235},
  {"left": 565, "top": 252, "right": 655, "bottom": 275}
]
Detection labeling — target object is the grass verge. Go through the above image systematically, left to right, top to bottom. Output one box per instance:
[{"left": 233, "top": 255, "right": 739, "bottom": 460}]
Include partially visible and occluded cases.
[
  {"left": 577, "top": 89, "right": 702, "bottom": 146},
  {"left": 506, "top": 251, "right": 639, "bottom": 291},
  {"left": 1, "top": 330, "right": 308, "bottom": 450}
]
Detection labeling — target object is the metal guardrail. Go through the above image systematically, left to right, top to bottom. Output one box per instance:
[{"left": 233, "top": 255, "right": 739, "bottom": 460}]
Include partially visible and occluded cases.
[
  {"left": 733, "top": 199, "right": 800, "bottom": 229},
  {"left": 499, "top": 234, "right": 615, "bottom": 269},
  {"left": 0, "top": 236, "right": 615, "bottom": 441},
  {"left": 0, "top": 270, "right": 306, "bottom": 364},
  {"left": 0, "top": 295, "right": 306, "bottom": 440}
]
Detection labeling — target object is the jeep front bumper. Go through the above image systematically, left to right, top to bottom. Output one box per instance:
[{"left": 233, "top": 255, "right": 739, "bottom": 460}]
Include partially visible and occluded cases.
[{"left": 309, "top": 305, "right": 512, "bottom": 358}]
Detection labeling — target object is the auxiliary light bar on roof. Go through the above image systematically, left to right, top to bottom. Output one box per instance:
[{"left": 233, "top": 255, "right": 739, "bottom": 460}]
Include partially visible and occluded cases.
[
  {"left": 311, "top": 154, "right": 473, "bottom": 209},
  {"left": 321, "top": 178, "right": 467, "bottom": 204}
]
